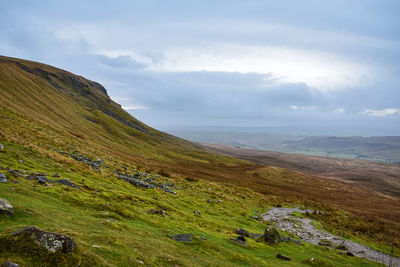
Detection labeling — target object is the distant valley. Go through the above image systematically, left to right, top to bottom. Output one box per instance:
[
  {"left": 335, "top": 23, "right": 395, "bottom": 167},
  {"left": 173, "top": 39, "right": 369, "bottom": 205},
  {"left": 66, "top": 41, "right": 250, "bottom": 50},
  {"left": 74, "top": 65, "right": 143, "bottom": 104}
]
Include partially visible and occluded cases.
[{"left": 170, "top": 130, "right": 400, "bottom": 163}]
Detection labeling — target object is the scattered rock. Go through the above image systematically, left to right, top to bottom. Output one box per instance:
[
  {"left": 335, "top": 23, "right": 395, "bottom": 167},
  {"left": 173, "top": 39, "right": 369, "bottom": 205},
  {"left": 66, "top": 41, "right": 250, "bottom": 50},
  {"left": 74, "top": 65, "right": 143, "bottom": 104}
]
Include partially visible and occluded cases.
[
  {"left": 0, "top": 143, "right": 3, "bottom": 150},
  {"left": 55, "top": 150, "right": 102, "bottom": 170},
  {"left": 116, "top": 171, "right": 177, "bottom": 193},
  {"left": 0, "top": 172, "right": 6, "bottom": 183},
  {"left": 52, "top": 173, "right": 61, "bottom": 177},
  {"left": 37, "top": 176, "right": 48, "bottom": 185},
  {"left": 53, "top": 179, "right": 80, "bottom": 189},
  {"left": 0, "top": 198, "right": 14, "bottom": 216},
  {"left": 207, "top": 199, "right": 213, "bottom": 203},
  {"left": 262, "top": 207, "right": 400, "bottom": 266},
  {"left": 148, "top": 209, "right": 170, "bottom": 217},
  {"left": 193, "top": 210, "right": 201, "bottom": 216},
  {"left": 12, "top": 226, "right": 76, "bottom": 253},
  {"left": 235, "top": 227, "right": 249, "bottom": 237},
  {"left": 262, "top": 227, "right": 281, "bottom": 244},
  {"left": 250, "top": 233, "right": 263, "bottom": 240},
  {"left": 172, "top": 234, "right": 194, "bottom": 242},
  {"left": 236, "top": 235, "right": 246, "bottom": 242},
  {"left": 197, "top": 236, "right": 207, "bottom": 240},
  {"left": 230, "top": 236, "right": 246, "bottom": 246},
  {"left": 291, "top": 238, "right": 302, "bottom": 245},
  {"left": 318, "top": 240, "right": 331, "bottom": 247},
  {"left": 335, "top": 244, "right": 348, "bottom": 250},
  {"left": 91, "top": 245, "right": 100, "bottom": 248},
  {"left": 346, "top": 252, "right": 354, "bottom": 257},
  {"left": 276, "top": 254, "right": 291, "bottom": 261},
  {"left": 2, "top": 260, "right": 19, "bottom": 267},
  {"left": 136, "top": 260, "right": 144, "bottom": 265}
]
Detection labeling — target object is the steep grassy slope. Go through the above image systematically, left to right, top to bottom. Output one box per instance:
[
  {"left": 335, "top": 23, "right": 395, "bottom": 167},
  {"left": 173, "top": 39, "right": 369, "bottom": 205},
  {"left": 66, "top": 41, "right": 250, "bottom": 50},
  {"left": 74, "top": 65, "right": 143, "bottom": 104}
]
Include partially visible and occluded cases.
[{"left": 0, "top": 55, "right": 399, "bottom": 266}]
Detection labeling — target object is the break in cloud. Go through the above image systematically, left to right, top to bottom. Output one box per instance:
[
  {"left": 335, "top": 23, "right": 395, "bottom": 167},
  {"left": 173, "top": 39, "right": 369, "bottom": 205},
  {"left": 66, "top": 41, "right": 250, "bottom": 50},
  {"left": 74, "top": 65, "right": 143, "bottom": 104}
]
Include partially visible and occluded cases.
[{"left": 1, "top": 0, "right": 400, "bottom": 135}]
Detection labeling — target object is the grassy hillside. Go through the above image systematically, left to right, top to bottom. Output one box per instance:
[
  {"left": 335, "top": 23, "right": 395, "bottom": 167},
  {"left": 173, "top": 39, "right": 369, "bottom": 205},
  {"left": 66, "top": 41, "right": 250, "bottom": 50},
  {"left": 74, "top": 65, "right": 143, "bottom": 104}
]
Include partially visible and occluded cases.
[{"left": 0, "top": 55, "right": 399, "bottom": 266}]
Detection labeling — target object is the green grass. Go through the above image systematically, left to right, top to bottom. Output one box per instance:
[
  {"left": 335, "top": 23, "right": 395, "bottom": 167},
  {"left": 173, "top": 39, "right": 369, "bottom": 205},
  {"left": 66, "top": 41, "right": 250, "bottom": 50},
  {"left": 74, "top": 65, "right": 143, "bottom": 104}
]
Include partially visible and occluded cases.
[{"left": 0, "top": 140, "right": 382, "bottom": 266}]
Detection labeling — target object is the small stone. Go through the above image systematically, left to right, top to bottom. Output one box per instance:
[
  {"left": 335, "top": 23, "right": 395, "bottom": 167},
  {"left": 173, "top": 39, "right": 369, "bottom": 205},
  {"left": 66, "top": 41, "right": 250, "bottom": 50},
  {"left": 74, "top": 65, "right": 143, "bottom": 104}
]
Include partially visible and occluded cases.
[
  {"left": 0, "top": 143, "right": 4, "bottom": 150},
  {"left": 17, "top": 160, "right": 22, "bottom": 164},
  {"left": 0, "top": 172, "right": 6, "bottom": 183},
  {"left": 52, "top": 173, "right": 61, "bottom": 177},
  {"left": 37, "top": 176, "right": 48, "bottom": 185},
  {"left": 53, "top": 179, "right": 80, "bottom": 189},
  {"left": 0, "top": 198, "right": 14, "bottom": 216},
  {"left": 207, "top": 199, "right": 213, "bottom": 203},
  {"left": 235, "top": 227, "right": 250, "bottom": 237},
  {"left": 262, "top": 227, "right": 282, "bottom": 244},
  {"left": 250, "top": 233, "right": 263, "bottom": 240},
  {"left": 172, "top": 234, "right": 194, "bottom": 242},
  {"left": 236, "top": 235, "right": 246, "bottom": 242},
  {"left": 197, "top": 236, "right": 207, "bottom": 240},
  {"left": 230, "top": 237, "right": 246, "bottom": 246},
  {"left": 291, "top": 238, "right": 302, "bottom": 245},
  {"left": 318, "top": 241, "right": 331, "bottom": 247},
  {"left": 335, "top": 244, "right": 348, "bottom": 250},
  {"left": 91, "top": 245, "right": 100, "bottom": 248},
  {"left": 346, "top": 252, "right": 354, "bottom": 257},
  {"left": 276, "top": 254, "right": 291, "bottom": 261},
  {"left": 3, "top": 260, "right": 19, "bottom": 267},
  {"left": 136, "top": 260, "right": 144, "bottom": 265}
]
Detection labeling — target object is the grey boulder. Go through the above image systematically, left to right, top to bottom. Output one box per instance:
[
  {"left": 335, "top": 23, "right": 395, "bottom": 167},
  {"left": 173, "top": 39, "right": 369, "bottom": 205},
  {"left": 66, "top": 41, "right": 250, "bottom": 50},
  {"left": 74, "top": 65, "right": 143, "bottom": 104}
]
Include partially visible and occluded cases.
[
  {"left": 0, "top": 172, "right": 6, "bottom": 183},
  {"left": 0, "top": 198, "right": 14, "bottom": 216},
  {"left": 12, "top": 226, "right": 76, "bottom": 253},
  {"left": 235, "top": 227, "right": 249, "bottom": 237},
  {"left": 262, "top": 227, "right": 282, "bottom": 244},
  {"left": 172, "top": 234, "right": 194, "bottom": 242},
  {"left": 2, "top": 260, "right": 19, "bottom": 267}
]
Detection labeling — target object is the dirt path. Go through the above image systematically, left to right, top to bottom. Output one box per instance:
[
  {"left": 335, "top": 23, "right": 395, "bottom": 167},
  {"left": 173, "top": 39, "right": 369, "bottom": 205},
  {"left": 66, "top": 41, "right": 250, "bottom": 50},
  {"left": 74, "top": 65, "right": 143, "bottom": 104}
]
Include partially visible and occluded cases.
[{"left": 262, "top": 208, "right": 399, "bottom": 266}]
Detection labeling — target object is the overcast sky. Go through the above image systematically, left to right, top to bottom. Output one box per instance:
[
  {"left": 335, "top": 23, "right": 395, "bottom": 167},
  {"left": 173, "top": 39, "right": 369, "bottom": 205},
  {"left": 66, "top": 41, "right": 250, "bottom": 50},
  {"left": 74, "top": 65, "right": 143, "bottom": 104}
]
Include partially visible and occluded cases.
[{"left": 1, "top": 0, "right": 400, "bottom": 135}]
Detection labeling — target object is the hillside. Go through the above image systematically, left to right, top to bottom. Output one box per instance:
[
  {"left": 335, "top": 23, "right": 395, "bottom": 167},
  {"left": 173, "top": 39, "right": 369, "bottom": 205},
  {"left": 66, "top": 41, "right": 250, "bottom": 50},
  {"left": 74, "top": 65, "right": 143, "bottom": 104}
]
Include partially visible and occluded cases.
[{"left": 0, "top": 56, "right": 399, "bottom": 266}]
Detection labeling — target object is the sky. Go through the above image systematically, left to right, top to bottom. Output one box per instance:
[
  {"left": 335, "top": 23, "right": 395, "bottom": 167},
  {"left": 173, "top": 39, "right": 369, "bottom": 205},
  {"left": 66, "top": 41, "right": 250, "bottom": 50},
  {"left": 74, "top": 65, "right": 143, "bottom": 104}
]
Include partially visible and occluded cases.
[{"left": 1, "top": 0, "right": 400, "bottom": 136}]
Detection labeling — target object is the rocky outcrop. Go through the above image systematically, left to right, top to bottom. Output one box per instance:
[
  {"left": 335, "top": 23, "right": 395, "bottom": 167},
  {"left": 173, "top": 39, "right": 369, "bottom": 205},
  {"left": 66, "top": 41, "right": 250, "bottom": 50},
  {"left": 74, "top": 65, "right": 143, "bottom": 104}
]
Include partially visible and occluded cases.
[
  {"left": 116, "top": 171, "right": 177, "bottom": 193},
  {"left": 12, "top": 226, "right": 76, "bottom": 253}
]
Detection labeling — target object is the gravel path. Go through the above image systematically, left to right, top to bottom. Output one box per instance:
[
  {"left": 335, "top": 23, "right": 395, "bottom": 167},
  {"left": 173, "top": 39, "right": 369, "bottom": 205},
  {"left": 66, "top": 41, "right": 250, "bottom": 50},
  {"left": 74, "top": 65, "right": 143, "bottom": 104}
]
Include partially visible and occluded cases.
[{"left": 262, "top": 208, "right": 399, "bottom": 266}]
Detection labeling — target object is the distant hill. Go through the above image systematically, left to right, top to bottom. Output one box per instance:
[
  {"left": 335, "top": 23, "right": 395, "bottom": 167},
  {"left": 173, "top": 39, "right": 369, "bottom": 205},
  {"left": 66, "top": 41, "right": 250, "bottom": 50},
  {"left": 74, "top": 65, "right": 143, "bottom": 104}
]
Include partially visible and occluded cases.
[{"left": 169, "top": 130, "right": 400, "bottom": 162}]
